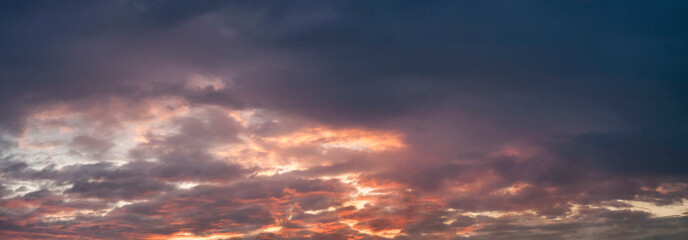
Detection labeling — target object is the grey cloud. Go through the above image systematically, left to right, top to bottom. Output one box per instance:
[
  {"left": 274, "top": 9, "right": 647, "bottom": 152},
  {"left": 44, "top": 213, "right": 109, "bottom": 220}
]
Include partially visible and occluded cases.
[
  {"left": 69, "top": 135, "right": 115, "bottom": 157},
  {"left": 65, "top": 177, "right": 171, "bottom": 200}
]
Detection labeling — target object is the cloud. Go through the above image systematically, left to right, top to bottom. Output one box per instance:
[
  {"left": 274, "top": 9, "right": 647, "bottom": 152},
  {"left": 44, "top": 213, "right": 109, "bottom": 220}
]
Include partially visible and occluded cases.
[
  {"left": 1, "top": 1, "right": 687, "bottom": 239},
  {"left": 69, "top": 135, "right": 115, "bottom": 158}
]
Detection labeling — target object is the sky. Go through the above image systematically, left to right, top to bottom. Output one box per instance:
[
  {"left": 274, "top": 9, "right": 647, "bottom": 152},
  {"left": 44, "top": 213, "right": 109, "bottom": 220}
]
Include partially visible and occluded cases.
[{"left": 1, "top": 1, "right": 687, "bottom": 239}]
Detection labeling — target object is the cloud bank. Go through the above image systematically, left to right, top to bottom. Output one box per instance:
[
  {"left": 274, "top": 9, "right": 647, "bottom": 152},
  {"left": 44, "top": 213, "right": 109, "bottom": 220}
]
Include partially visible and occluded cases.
[{"left": 1, "top": 1, "right": 687, "bottom": 239}]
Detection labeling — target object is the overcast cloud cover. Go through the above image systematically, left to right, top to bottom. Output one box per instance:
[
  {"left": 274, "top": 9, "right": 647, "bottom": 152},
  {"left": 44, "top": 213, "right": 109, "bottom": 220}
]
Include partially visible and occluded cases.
[{"left": 1, "top": 1, "right": 688, "bottom": 239}]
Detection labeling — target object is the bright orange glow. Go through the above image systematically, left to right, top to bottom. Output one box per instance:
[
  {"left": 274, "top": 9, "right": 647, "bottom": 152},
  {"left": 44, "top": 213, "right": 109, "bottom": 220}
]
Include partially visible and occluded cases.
[
  {"left": 6, "top": 97, "right": 684, "bottom": 240},
  {"left": 265, "top": 127, "right": 404, "bottom": 151}
]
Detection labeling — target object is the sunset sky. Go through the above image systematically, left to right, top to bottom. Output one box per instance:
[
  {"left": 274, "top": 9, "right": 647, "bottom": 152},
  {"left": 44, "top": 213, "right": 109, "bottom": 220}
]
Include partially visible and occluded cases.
[{"left": 1, "top": 1, "right": 688, "bottom": 239}]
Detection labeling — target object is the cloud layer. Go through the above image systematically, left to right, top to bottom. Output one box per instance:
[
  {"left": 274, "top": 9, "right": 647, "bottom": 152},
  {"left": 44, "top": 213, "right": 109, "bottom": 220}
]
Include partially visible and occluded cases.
[{"left": 1, "top": 1, "right": 687, "bottom": 239}]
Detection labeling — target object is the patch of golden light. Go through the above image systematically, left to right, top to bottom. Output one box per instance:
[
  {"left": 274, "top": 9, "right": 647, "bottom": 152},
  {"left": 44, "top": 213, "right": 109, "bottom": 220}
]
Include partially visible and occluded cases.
[
  {"left": 226, "top": 109, "right": 255, "bottom": 128},
  {"left": 211, "top": 113, "right": 405, "bottom": 175},
  {"left": 132, "top": 125, "right": 152, "bottom": 143},
  {"left": 266, "top": 127, "right": 404, "bottom": 152},
  {"left": 213, "top": 135, "right": 300, "bottom": 176},
  {"left": 214, "top": 136, "right": 263, "bottom": 157},
  {"left": 237, "top": 136, "right": 308, "bottom": 173},
  {"left": 254, "top": 162, "right": 307, "bottom": 176},
  {"left": 313, "top": 173, "right": 408, "bottom": 238},
  {"left": 323, "top": 173, "right": 385, "bottom": 212},
  {"left": 332, "top": 173, "right": 386, "bottom": 196},
  {"left": 320, "top": 174, "right": 382, "bottom": 211},
  {"left": 176, "top": 182, "right": 201, "bottom": 190},
  {"left": 497, "top": 182, "right": 531, "bottom": 195},
  {"left": 356, "top": 186, "right": 381, "bottom": 196},
  {"left": 345, "top": 199, "right": 372, "bottom": 210},
  {"left": 569, "top": 199, "right": 688, "bottom": 218},
  {"left": 617, "top": 199, "right": 688, "bottom": 217},
  {"left": 96, "top": 200, "right": 148, "bottom": 217},
  {"left": 115, "top": 200, "right": 135, "bottom": 208},
  {"left": 304, "top": 206, "right": 336, "bottom": 215},
  {"left": 41, "top": 209, "right": 108, "bottom": 222},
  {"left": 463, "top": 210, "right": 537, "bottom": 218},
  {"left": 462, "top": 211, "right": 506, "bottom": 218},
  {"left": 343, "top": 218, "right": 403, "bottom": 238},
  {"left": 341, "top": 219, "right": 359, "bottom": 229},
  {"left": 178, "top": 225, "right": 276, "bottom": 240},
  {"left": 258, "top": 225, "right": 283, "bottom": 233},
  {"left": 457, "top": 226, "right": 480, "bottom": 237},
  {"left": 375, "top": 229, "right": 403, "bottom": 238}
]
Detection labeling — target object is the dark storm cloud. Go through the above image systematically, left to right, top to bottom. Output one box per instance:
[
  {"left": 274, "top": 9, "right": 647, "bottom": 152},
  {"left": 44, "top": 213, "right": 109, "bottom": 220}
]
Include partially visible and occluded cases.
[
  {"left": 0, "top": 0, "right": 241, "bottom": 134},
  {"left": 2, "top": 0, "right": 687, "bottom": 149},
  {"left": 183, "top": 0, "right": 688, "bottom": 187},
  {"left": 239, "top": 0, "right": 688, "bottom": 186},
  {"left": 3, "top": 1, "right": 681, "bottom": 125},
  {"left": 232, "top": 1, "right": 688, "bottom": 127},
  {"left": 552, "top": 130, "right": 688, "bottom": 175},
  {"left": 65, "top": 177, "right": 171, "bottom": 200}
]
